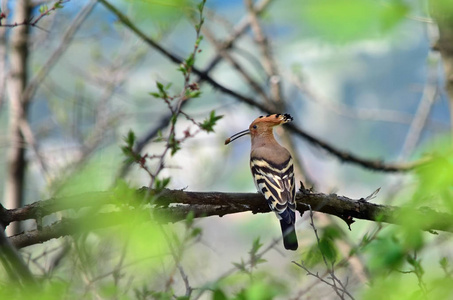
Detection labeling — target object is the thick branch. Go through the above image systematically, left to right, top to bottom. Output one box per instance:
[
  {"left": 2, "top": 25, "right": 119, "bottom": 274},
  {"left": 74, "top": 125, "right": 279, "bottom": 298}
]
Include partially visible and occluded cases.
[
  {"left": 5, "top": 0, "right": 32, "bottom": 235},
  {"left": 2, "top": 188, "right": 452, "bottom": 248},
  {"left": 150, "top": 189, "right": 453, "bottom": 233}
]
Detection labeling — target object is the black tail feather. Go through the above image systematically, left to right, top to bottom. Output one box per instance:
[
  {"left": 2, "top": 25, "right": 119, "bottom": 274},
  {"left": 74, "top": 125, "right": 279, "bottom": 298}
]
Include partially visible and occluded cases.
[{"left": 279, "top": 220, "right": 298, "bottom": 250}]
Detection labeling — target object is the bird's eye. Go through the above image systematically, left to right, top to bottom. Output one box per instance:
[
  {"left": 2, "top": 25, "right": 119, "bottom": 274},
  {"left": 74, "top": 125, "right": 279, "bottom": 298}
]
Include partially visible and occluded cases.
[{"left": 253, "top": 125, "right": 257, "bottom": 129}]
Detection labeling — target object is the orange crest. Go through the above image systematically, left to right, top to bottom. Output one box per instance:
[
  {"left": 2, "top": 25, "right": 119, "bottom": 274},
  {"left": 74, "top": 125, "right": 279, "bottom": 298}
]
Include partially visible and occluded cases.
[{"left": 250, "top": 114, "right": 293, "bottom": 128}]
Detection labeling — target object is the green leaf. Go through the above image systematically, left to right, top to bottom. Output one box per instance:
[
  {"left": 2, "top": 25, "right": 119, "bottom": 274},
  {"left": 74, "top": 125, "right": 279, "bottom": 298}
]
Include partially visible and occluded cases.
[
  {"left": 197, "top": 1, "right": 205, "bottom": 13},
  {"left": 39, "top": 5, "right": 48, "bottom": 14},
  {"left": 196, "top": 35, "right": 204, "bottom": 46},
  {"left": 185, "top": 54, "right": 195, "bottom": 68},
  {"left": 177, "top": 65, "right": 187, "bottom": 75},
  {"left": 154, "top": 81, "right": 169, "bottom": 99},
  {"left": 156, "top": 81, "right": 164, "bottom": 92},
  {"left": 186, "top": 90, "right": 201, "bottom": 99},
  {"left": 199, "top": 110, "right": 223, "bottom": 133},
  {"left": 170, "top": 114, "right": 178, "bottom": 126},
  {"left": 124, "top": 130, "right": 135, "bottom": 147},
  {"left": 154, "top": 130, "right": 164, "bottom": 142},
  {"left": 168, "top": 133, "right": 181, "bottom": 156},
  {"left": 154, "top": 177, "right": 171, "bottom": 192},
  {"left": 185, "top": 210, "right": 195, "bottom": 228},
  {"left": 191, "top": 227, "right": 202, "bottom": 238},
  {"left": 249, "top": 237, "right": 263, "bottom": 255},
  {"left": 440, "top": 257, "right": 449, "bottom": 270},
  {"left": 232, "top": 259, "right": 248, "bottom": 273}
]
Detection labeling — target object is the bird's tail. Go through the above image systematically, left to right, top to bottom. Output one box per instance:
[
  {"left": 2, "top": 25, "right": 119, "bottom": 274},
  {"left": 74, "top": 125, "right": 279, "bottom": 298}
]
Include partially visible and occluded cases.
[{"left": 279, "top": 220, "right": 298, "bottom": 250}]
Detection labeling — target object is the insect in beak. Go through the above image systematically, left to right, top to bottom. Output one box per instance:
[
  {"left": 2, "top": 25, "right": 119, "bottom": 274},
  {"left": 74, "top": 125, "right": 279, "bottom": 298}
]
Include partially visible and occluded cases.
[{"left": 224, "top": 129, "right": 250, "bottom": 145}]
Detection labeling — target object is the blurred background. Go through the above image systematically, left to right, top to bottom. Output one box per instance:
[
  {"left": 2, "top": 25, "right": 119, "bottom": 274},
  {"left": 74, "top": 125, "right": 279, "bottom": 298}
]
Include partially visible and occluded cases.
[{"left": 1, "top": 0, "right": 452, "bottom": 298}]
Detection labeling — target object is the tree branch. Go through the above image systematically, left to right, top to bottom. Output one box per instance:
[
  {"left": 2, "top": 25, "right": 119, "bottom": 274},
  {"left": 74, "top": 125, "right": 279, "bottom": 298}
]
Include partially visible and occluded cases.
[{"left": 2, "top": 188, "right": 452, "bottom": 248}]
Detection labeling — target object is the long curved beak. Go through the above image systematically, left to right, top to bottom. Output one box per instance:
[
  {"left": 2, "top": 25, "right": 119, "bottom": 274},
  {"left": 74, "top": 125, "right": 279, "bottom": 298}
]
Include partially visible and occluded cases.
[{"left": 224, "top": 129, "right": 250, "bottom": 145}]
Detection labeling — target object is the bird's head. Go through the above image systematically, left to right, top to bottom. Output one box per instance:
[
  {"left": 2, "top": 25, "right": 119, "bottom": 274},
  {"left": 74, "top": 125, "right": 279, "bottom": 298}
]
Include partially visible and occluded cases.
[{"left": 224, "top": 113, "right": 293, "bottom": 145}]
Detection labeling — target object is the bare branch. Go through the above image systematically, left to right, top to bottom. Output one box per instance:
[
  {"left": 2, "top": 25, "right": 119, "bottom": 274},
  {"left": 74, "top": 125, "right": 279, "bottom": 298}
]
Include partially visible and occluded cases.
[{"left": 302, "top": 205, "right": 355, "bottom": 300}]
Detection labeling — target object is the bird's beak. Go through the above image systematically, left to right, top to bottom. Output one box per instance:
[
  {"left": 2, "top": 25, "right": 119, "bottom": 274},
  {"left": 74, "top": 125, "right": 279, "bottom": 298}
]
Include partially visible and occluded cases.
[{"left": 224, "top": 129, "right": 250, "bottom": 145}]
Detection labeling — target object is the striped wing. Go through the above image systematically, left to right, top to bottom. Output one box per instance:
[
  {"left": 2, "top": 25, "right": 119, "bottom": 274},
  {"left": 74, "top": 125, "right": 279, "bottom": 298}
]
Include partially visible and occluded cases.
[{"left": 250, "top": 157, "right": 296, "bottom": 224}]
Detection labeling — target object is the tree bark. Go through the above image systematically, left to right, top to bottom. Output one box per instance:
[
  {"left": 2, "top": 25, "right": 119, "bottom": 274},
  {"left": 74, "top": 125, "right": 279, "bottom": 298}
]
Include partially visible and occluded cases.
[{"left": 5, "top": 0, "right": 31, "bottom": 235}]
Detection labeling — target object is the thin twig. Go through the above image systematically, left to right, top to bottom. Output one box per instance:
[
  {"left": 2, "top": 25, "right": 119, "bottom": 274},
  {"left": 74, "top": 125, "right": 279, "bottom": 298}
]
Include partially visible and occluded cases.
[
  {"left": 0, "top": 0, "right": 70, "bottom": 28},
  {"left": 203, "top": 0, "right": 273, "bottom": 74},
  {"left": 202, "top": 26, "right": 272, "bottom": 104},
  {"left": 399, "top": 52, "right": 439, "bottom": 160},
  {"left": 298, "top": 204, "right": 355, "bottom": 300},
  {"left": 192, "top": 236, "right": 282, "bottom": 300},
  {"left": 292, "top": 261, "right": 349, "bottom": 298}
]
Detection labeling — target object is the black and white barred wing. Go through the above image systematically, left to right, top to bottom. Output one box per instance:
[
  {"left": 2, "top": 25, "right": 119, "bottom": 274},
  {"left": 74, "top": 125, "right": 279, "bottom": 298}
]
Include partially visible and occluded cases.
[{"left": 250, "top": 157, "right": 296, "bottom": 224}]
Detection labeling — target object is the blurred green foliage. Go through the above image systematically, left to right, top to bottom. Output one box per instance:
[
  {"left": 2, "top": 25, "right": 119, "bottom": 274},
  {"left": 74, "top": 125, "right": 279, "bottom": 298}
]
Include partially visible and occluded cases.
[
  {"left": 123, "top": 0, "right": 191, "bottom": 24},
  {"left": 300, "top": 0, "right": 409, "bottom": 42},
  {"left": 430, "top": 0, "right": 453, "bottom": 25},
  {"left": 358, "top": 140, "right": 453, "bottom": 298},
  {"left": 413, "top": 144, "right": 453, "bottom": 213}
]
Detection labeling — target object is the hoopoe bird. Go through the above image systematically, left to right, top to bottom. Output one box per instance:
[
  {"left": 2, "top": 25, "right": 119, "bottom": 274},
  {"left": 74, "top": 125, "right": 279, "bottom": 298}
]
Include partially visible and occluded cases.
[{"left": 225, "top": 114, "right": 298, "bottom": 250}]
